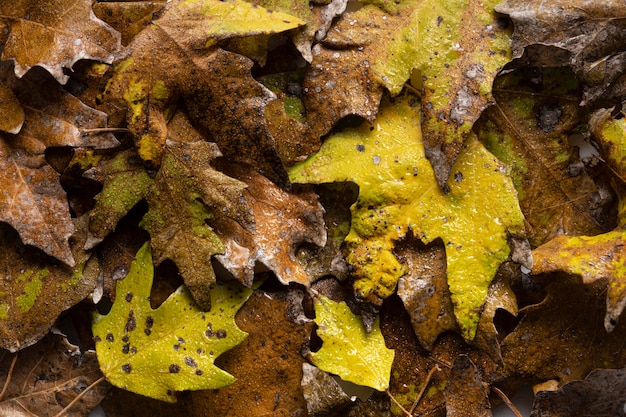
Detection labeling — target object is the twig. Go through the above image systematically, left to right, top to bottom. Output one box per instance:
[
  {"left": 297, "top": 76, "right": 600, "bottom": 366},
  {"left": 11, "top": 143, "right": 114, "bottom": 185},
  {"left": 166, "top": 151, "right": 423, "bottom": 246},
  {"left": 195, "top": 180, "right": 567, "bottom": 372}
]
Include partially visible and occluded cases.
[
  {"left": 81, "top": 128, "right": 129, "bottom": 135},
  {"left": 0, "top": 353, "right": 18, "bottom": 402},
  {"left": 409, "top": 365, "right": 440, "bottom": 415},
  {"left": 52, "top": 376, "right": 106, "bottom": 417},
  {"left": 491, "top": 386, "right": 524, "bottom": 417},
  {"left": 386, "top": 389, "right": 413, "bottom": 417}
]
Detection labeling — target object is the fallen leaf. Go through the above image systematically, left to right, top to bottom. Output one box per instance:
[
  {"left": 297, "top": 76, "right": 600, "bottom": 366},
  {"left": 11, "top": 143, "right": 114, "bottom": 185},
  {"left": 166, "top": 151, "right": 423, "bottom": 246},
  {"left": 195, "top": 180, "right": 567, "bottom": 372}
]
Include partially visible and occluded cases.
[
  {"left": 0, "top": 0, "right": 121, "bottom": 84},
  {"left": 102, "top": 0, "right": 304, "bottom": 183},
  {"left": 303, "top": 0, "right": 512, "bottom": 186},
  {"left": 495, "top": 0, "right": 626, "bottom": 105},
  {"left": 93, "top": 1, "right": 167, "bottom": 45},
  {"left": 0, "top": 64, "right": 118, "bottom": 265},
  {"left": 477, "top": 67, "right": 613, "bottom": 247},
  {"left": 0, "top": 82, "right": 24, "bottom": 134},
  {"left": 290, "top": 91, "right": 528, "bottom": 340},
  {"left": 531, "top": 109, "right": 626, "bottom": 331},
  {"left": 140, "top": 140, "right": 253, "bottom": 309},
  {"left": 213, "top": 163, "right": 326, "bottom": 288},
  {"left": 0, "top": 216, "right": 99, "bottom": 352},
  {"left": 93, "top": 242, "right": 253, "bottom": 402},
  {"left": 501, "top": 274, "right": 626, "bottom": 385},
  {"left": 176, "top": 289, "right": 313, "bottom": 416},
  {"left": 308, "top": 295, "right": 394, "bottom": 391},
  {"left": 0, "top": 334, "right": 108, "bottom": 417},
  {"left": 444, "top": 355, "right": 492, "bottom": 417},
  {"left": 301, "top": 362, "right": 352, "bottom": 416},
  {"left": 531, "top": 367, "right": 626, "bottom": 417}
]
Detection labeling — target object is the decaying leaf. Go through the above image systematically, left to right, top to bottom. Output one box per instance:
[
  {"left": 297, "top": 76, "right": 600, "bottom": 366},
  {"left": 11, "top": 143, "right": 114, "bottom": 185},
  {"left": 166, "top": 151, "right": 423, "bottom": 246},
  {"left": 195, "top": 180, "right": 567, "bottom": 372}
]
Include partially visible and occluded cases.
[
  {"left": 0, "top": 0, "right": 121, "bottom": 84},
  {"left": 101, "top": 0, "right": 304, "bottom": 184},
  {"left": 304, "top": 0, "right": 512, "bottom": 186},
  {"left": 495, "top": 0, "right": 626, "bottom": 105},
  {"left": 93, "top": 1, "right": 167, "bottom": 45},
  {"left": 0, "top": 64, "right": 118, "bottom": 265},
  {"left": 478, "top": 67, "right": 613, "bottom": 247},
  {"left": 290, "top": 91, "right": 528, "bottom": 340},
  {"left": 531, "top": 109, "right": 626, "bottom": 331},
  {"left": 140, "top": 140, "right": 252, "bottom": 309},
  {"left": 213, "top": 164, "right": 326, "bottom": 288},
  {"left": 0, "top": 216, "right": 99, "bottom": 352},
  {"left": 93, "top": 243, "right": 253, "bottom": 402},
  {"left": 308, "top": 295, "right": 394, "bottom": 391},
  {"left": 0, "top": 334, "right": 108, "bottom": 417},
  {"left": 444, "top": 355, "right": 492, "bottom": 417},
  {"left": 301, "top": 362, "right": 352, "bottom": 416},
  {"left": 531, "top": 367, "right": 626, "bottom": 417}
]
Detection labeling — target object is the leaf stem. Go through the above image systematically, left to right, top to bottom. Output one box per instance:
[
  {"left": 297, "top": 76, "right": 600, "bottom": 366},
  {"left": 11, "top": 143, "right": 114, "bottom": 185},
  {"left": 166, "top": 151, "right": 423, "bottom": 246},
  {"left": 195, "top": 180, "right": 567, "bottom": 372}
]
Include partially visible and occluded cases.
[
  {"left": 81, "top": 128, "right": 129, "bottom": 135},
  {"left": 0, "top": 353, "right": 18, "bottom": 402},
  {"left": 409, "top": 365, "right": 440, "bottom": 415},
  {"left": 52, "top": 375, "right": 106, "bottom": 417},
  {"left": 491, "top": 385, "right": 524, "bottom": 417},
  {"left": 386, "top": 389, "right": 413, "bottom": 417}
]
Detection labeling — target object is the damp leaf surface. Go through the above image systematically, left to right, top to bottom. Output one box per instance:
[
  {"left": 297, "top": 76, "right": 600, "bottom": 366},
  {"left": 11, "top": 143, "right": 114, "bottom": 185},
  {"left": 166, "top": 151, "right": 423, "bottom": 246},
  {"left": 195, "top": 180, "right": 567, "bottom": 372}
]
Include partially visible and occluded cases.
[
  {"left": 290, "top": 92, "right": 527, "bottom": 340},
  {"left": 93, "top": 242, "right": 253, "bottom": 402},
  {"left": 309, "top": 295, "right": 394, "bottom": 391}
]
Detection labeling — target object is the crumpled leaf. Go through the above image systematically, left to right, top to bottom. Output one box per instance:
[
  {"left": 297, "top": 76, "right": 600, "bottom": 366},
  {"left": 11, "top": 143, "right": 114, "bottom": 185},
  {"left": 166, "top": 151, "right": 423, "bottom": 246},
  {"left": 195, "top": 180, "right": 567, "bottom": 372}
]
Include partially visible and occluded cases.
[
  {"left": 0, "top": 0, "right": 121, "bottom": 84},
  {"left": 102, "top": 0, "right": 304, "bottom": 184},
  {"left": 304, "top": 0, "right": 512, "bottom": 186},
  {"left": 495, "top": 0, "right": 626, "bottom": 106},
  {"left": 0, "top": 64, "right": 118, "bottom": 265},
  {"left": 478, "top": 67, "right": 613, "bottom": 247},
  {"left": 290, "top": 92, "right": 528, "bottom": 340},
  {"left": 532, "top": 109, "right": 626, "bottom": 331},
  {"left": 140, "top": 140, "right": 253, "bottom": 309},
  {"left": 213, "top": 163, "right": 326, "bottom": 288},
  {"left": 0, "top": 216, "right": 99, "bottom": 352},
  {"left": 93, "top": 242, "right": 253, "bottom": 402},
  {"left": 501, "top": 274, "right": 626, "bottom": 385},
  {"left": 308, "top": 295, "right": 394, "bottom": 391},
  {"left": 0, "top": 334, "right": 109, "bottom": 417},
  {"left": 444, "top": 355, "right": 492, "bottom": 417},
  {"left": 301, "top": 362, "right": 352, "bottom": 416},
  {"left": 531, "top": 367, "right": 626, "bottom": 417}
]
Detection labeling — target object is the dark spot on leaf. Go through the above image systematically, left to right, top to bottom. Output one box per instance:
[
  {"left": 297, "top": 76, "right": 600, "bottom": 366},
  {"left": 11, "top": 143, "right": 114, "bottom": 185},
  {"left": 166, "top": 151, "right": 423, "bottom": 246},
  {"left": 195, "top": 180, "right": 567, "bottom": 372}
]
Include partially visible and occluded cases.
[
  {"left": 437, "top": 16, "right": 443, "bottom": 26},
  {"left": 356, "top": 144, "right": 365, "bottom": 152},
  {"left": 454, "top": 172, "right": 463, "bottom": 182},
  {"left": 125, "top": 292, "right": 133, "bottom": 302},
  {"left": 125, "top": 310, "right": 136, "bottom": 332},
  {"left": 146, "top": 316, "right": 154, "bottom": 329},
  {"left": 145, "top": 329, "right": 151, "bottom": 336},
  {"left": 216, "top": 329, "right": 227, "bottom": 339},
  {"left": 106, "top": 333, "right": 114, "bottom": 343},
  {"left": 122, "top": 335, "right": 129, "bottom": 343},
  {"left": 94, "top": 336, "right": 101, "bottom": 343},
  {"left": 177, "top": 336, "right": 185, "bottom": 344},
  {"left": 122, "top": 344, "right": 130, "bottom": 354},
  {"left": 174, "top": 344, "right": 180, "bottom": 351},
  {"left": 197, "top": 348, "right": 204, "bottom": 354},
  {"left": 185, "top": 357, "right": 198, "bottom": 368},
  {"left": 122, "top": 364, "right": 131, "bottom": 373},
  {"left": 169, "top": 364, "right": 181, "bottom": 373},
  {"left": 196, "top": 369, "right": 203, "bottom": 376}
]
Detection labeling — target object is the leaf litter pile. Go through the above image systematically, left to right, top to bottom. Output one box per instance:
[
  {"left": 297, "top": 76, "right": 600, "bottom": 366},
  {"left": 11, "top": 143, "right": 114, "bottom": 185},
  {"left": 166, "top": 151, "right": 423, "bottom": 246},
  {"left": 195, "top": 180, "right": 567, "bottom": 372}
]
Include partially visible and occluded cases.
[{"left": 1, "top": 0, "right": 626, "bottom": 416}]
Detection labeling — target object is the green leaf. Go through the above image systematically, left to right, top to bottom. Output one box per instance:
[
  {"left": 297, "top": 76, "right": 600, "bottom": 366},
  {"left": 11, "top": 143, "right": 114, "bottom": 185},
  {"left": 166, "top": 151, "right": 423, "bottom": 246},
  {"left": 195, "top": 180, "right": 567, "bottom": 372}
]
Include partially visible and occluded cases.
[
  {"left": 290, "top": 92, "right": 527, "bottom": 340},
  {"left": 93, "top": 242, "right": 253, "bottom": 402},
  {"left": 309, "top": 295, "right": 394, "bottom": 391}
]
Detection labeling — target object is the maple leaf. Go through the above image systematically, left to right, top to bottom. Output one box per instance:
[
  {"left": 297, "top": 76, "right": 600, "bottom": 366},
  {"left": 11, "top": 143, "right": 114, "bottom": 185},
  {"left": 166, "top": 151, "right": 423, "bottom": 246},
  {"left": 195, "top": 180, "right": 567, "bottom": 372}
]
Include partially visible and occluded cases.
[
  {"left": 0, "top": 0, "right": 121, "bottom": 85},
  {"left": 101, "top": 0, "right": 304, "bottom": 185},
  {"left": 303, "top": 0, "right": 512, "bottom": 187},
  {"left": 495, "top": 0, "right": 626, "bottom": 106},
  {"left": 0, "top": 64, "right": 118, "bottom": 266},
  {"left": 477, "top": 68, "right": 612, "bottom": 247},
  {"left": 290, "top": 91, "right": 528, "bottom": 340},
  {"left": 531, "top": 108, "right": 626, "bottom": 331},
  {"left": 140, "top": 140, "right": 253, "bottom": 309},
  {"left": 212, "top": 163, "right": 326, "bottom": 288},
  {"left": 0, "top": 216, "right": 99, "bottom": 352},
  {"left": 93, "top": 243, "right": 253, "bottom": 402},
  {"left": 308, "top": 295, "right": 394, "bottom": 391},
  {"left": 0, "top": 334, "right": 108, "bottom": 416}
]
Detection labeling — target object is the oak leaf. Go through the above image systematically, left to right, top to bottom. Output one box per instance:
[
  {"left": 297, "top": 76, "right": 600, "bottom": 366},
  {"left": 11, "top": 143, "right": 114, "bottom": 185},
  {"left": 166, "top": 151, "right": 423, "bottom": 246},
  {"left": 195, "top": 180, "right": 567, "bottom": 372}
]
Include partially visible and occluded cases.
[
  {"left": 0, "top": 0, "right": 121, "bottom": 84},
  {"left": 290, "top": 91, "right": 528, "bottom": 340},
  {"left": 140, "top": 140, "right": 253, "bottom": 309},
  {"left": 93, "top": 243, "right": 253, "bottom": 402},
  {"left": 309, "top": 295, "right": 394, "bottom": 391},
  {"left": 0, "top": 334, "right": 108, "bottom": 417}
]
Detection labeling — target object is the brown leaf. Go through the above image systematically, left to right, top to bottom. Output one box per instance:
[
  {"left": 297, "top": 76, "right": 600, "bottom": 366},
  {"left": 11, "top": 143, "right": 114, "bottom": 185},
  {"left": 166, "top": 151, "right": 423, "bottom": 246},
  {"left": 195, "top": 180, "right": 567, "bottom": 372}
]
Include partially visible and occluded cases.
[
  {"left": 0, "top": 0, "right": 121, "bottom": 84},
  {"left": 495, "top": 0, "right": 626, "bottom": 105},
  {"left": 93, "top": 1, "right": 167, "bottom": 45},
  {"left": 0, "top": 64, "right": 118, "bottom": 265},
  {"left": 0, "top": 83, "right": 24, "bottom": 134},
  {"left": 213, "top": 163, "right": 326, "bottom": 288},
  {"left": 0, "top": 217, "right": 99, "bottom": 352},
  {"left": 501, "top": 273, "right": 626, "bottom": 386},
  {"left": 0, "top": 334, "right": 108, "bottom": 417},
  {"left": 444, "top": 355, "right": 492, "bottom": 417},
  {"left": 301, "top": 362, "right": 352, "bottom": 416},
  {"left": 531, "top": 368, "right": 626, "bottom": 417}
]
